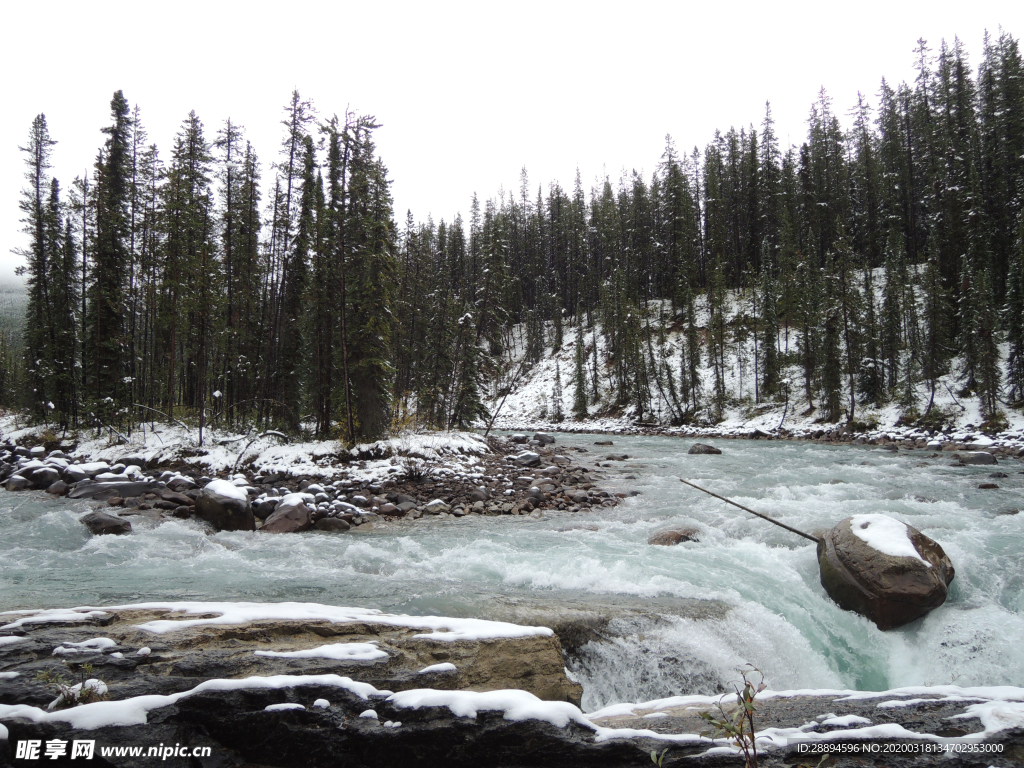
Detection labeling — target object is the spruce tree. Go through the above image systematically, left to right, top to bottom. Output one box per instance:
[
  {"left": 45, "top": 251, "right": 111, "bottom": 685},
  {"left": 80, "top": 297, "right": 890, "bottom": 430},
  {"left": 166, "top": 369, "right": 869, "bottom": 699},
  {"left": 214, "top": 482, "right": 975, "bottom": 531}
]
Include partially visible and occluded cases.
[
  {"left": 86, "top": 91, "right": 132, "bottom": 427},
  {"left": 15, "top": 114, "right": 58, "bottom": 422},
  {"left": 345, "top": 122, "right": 398, "bottom": 441},
  {"left": 276, "top": 134, "right": 315, "bottom": 432},
  {"left": 1006, "top": 214, "right": 1024, "bottom": 402},
  {"left": 759, "top": 247, "right": 780, "bottom": 398},
  {"left": 920, "top": 251, "right": 950, "bottom": 414},
  {"left": 972, "top": 266, "right": 1001, "bottom": 420},
  {"left": 572, "top": 330, "right": 588, "bottom": 419},
  {"left": 551, "top": 359, "right": 564, "bottom": 422}
]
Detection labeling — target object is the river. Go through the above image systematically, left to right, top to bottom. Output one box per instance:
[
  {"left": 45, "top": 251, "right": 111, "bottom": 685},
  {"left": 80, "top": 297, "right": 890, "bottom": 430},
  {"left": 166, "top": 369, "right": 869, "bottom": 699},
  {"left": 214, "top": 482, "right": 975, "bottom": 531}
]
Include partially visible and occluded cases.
[{"left": 2, "top": 434, "right": 1022, "bottom": 710}]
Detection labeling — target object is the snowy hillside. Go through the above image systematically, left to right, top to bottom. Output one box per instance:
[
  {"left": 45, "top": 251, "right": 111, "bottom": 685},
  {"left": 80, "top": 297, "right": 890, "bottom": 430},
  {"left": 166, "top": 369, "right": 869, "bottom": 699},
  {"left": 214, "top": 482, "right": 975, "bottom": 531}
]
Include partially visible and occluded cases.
[{"left": 487, "top": 287, "right": 1024, "bottom": 443}]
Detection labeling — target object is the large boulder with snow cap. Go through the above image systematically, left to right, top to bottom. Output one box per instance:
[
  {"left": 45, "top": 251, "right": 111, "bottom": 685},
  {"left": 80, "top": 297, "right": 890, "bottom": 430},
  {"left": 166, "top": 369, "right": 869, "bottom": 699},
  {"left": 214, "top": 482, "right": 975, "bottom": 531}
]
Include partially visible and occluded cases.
[
  {"left": 194, "top": 479, "right": 255, "bottom": 532},
  {"left": 817, "top": 515, "right": 954, "bottom": 630}
]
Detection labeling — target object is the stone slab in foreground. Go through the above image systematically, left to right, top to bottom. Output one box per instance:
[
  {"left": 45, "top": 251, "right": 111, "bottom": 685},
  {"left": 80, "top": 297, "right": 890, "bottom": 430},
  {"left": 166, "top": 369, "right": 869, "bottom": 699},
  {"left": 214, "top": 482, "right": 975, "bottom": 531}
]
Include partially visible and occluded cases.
[{"left": 1, "top": 603, "right": 1022, "bottom": 767}]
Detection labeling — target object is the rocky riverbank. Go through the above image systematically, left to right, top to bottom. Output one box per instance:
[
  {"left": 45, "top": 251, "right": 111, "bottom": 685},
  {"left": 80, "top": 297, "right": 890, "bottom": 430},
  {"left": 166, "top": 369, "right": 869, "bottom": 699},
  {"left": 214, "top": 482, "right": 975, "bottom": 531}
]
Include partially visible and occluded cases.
[
  {"left": 495, "top": 418, "right": 1024, "bottom": 457},
  {"left": 0, "top": 431, "right": 624, "bottom": 536},
  {"left": 1, "top": 603, "right": 1022, "bottom": 767}
]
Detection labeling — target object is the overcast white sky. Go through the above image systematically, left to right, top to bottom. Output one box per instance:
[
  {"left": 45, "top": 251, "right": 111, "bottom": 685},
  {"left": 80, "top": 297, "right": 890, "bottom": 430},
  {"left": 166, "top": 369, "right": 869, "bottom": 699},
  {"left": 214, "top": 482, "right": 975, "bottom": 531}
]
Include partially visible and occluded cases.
[{"left": 1, "top": 0, "right": 1021, "bottom": 281}]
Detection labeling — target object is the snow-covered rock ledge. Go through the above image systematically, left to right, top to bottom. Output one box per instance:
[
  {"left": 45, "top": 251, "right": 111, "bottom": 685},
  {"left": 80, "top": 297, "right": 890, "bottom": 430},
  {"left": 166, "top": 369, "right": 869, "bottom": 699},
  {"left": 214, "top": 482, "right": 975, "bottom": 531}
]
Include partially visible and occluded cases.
[{"left": 2, "top": 602, "right": 1023, "bottom": 766}]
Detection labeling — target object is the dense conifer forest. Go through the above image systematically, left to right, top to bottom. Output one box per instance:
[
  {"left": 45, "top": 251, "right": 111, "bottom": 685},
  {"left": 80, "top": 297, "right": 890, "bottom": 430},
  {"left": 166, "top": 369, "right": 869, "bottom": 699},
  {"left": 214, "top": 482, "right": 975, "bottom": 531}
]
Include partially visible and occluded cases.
[{"left": 8, "top": 31, "right": 1024, "bottom": 441}]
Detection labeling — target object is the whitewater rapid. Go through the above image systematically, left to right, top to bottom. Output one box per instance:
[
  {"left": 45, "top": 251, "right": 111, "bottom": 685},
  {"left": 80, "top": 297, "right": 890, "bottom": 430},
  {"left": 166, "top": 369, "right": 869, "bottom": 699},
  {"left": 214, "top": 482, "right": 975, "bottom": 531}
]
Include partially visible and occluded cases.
[{"left": 2, "top": 434, "right": 1021, "bottom": 710}]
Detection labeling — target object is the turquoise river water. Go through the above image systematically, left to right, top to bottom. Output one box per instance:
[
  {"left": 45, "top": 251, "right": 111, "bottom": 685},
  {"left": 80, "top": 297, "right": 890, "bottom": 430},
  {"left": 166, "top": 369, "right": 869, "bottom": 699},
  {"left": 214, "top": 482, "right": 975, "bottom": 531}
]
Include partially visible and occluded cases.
[{"left": 2, "top": 434, "right": 1022, "bottom": 710}]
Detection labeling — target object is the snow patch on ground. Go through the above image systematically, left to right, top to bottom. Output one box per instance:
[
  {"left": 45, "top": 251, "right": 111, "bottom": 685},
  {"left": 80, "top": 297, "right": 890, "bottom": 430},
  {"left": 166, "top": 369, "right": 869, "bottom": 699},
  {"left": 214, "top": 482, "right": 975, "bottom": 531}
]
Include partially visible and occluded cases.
[{"left": 417, "top": 662, "right": 457, "bottom": 675}]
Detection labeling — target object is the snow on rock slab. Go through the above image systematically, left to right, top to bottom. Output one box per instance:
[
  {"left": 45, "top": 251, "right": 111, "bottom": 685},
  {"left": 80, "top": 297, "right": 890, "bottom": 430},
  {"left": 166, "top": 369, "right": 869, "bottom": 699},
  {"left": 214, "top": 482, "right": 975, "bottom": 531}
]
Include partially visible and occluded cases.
[
  {"left": 194, "top": 479, "right": 255, "bottom": 532},
  {"left": 817, "top": 515, "right": 955, "bottom": 630},
  {"left": 0, "top": 601, "right": 581, "bottom": 707},
  {"left": 52, "top": 637, "right": 118, "bottom": 655},
  {"left": 254, "top": 642, "right": 388, "bottom": 662},
  {"left": 388, "top": 688, "right": 591, "bottom": 729}
]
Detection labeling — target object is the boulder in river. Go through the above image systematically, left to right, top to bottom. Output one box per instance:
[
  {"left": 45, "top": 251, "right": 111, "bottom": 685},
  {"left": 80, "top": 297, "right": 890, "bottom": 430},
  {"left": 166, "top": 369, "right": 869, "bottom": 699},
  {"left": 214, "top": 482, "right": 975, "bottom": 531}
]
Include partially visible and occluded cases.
[
  {"left": 533, "top": 432, "right": 556, "bottom": 445},
  {"left": 687, "top": 443, "right": 722, "bottom": 455},
  {"left": 957, "top": 451, "right": 998, "bottom": 465},
  {"left": 5, "top": 475, "right": 30, "bottom": 492},
  {"left": 194, "top": 479, "right": 256, "bottom": 532},
  {"left": 45, "top": 480, "right": 69, "bottom": 496},
  {"left": 261, "top": 494, "right": 313, "bottom": 533},
  {"left": 80, "top": 511, "right": 132, "bottom": 536},
  {"left": 817, "top": 515, "right": 954, "bottom": 630},
  {"left": 314, "top": 516, "right": 351, "bottom": 532},
  {"left": 648, "top": 528, "right": 700, "bottom": 546}
]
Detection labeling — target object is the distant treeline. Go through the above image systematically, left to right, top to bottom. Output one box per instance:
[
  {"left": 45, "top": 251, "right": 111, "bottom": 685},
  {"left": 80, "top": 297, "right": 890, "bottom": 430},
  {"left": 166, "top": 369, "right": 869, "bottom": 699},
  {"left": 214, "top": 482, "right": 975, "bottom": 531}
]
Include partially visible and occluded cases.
[
  {"left": 9, "top": 31, "right": 1024, "bottom": 439},
  {"left": 398, "top": 32, "right": 1024, "bottom": 429}
]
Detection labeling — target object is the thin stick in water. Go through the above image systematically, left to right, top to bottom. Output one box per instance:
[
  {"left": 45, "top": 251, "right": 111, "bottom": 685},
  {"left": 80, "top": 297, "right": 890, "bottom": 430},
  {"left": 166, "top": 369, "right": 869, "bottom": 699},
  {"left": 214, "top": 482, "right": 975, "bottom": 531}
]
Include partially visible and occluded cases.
[{"left": 678, "top": 477, "right": 820, "bottom": 543}]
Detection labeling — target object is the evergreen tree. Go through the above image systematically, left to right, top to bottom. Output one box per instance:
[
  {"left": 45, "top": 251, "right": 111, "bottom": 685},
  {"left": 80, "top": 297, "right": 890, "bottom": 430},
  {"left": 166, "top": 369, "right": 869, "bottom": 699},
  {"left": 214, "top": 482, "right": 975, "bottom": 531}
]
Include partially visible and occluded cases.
[
  {"left": 86, "top": 91, "right": 132, "bottom": 427},
  {"left": 158, "top": 111, "right": 215, "bottom": 424},
  {"left": 15, "top": 114, "right": 58, "bottom": 421},
  {"left": 344, "top": 121, "right": 398, "bottom": 441},
  {"left": 276, "top": 134, "right": 315, "bottom": 432},
  {"left": 1006, "top": 214, "right": 1024, "bottom": 402},
  {"left": 759, "top": 246, "right": 780, "bottom": 397},
  {"left": 920, "top": 250, "right": 950, "bottom": 413},
  {"left": 972, "top": 266, "right": 1001, "bottom": 419},
  {"left": 449, "top": 308, "right": 489, "bottom": 428},
  {"left": 572, "top": 329, "right": 588, "bottom": 418},
  {"left": 551, "top": 359, "right": 564, "bottom": 422}
]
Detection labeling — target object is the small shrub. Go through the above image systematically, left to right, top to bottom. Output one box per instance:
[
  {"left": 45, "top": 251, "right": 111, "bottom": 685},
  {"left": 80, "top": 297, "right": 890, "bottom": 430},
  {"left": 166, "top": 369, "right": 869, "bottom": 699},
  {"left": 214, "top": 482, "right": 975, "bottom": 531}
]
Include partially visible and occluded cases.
[
  {"left": 980, "top": 412, "right": 1009, "bottom": 434},
  {"left": 35, "top": 663, "right": 108, "bottom": 710},
  {"left": 698, "top": 665, "right": 765, "bottom": 768}
]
